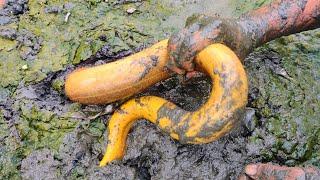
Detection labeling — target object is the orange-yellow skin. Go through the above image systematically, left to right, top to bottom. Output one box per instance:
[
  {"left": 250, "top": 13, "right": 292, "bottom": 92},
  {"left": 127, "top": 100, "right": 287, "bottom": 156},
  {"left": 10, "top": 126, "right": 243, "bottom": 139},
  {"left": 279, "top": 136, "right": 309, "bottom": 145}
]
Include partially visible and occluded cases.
[
  {"left": 65, "top": 40, "right": 170, "bottom": 104},
  {"left": 99, "top": 43, "right": 248, "bottom": 166}
]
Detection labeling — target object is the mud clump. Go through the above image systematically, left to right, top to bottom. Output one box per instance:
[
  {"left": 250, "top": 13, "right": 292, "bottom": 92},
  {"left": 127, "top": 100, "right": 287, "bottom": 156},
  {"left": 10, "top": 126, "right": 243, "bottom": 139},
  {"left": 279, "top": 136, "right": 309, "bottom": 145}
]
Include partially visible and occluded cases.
[{"left": 3, "top": 0, "right": 28, "bottom": 15}]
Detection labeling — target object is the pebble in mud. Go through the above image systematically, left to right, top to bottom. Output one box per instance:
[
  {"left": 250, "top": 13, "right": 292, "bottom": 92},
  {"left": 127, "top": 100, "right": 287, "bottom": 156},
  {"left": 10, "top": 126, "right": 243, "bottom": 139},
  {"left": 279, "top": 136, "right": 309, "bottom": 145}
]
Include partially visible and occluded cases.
[{"left": 126, "top": 7, "right": 136, "bottom": 14}]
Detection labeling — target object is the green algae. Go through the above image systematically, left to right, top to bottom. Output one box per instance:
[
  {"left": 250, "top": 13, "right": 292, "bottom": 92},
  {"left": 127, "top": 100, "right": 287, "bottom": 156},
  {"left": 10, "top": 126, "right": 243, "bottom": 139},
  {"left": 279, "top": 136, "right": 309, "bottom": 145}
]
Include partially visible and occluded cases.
[
  {"left": 0, "top": 0, "right": 175, "bottom": 88},
  {"left": 229, "top": 0, "right": 272, "bottom": 16},
  {"left": 245, "top": 30, "right": 320, "bottom": 167},
  {"left": 0, "top": 38, "right": 25, "bottom": 88},
  {"left": 51, "top": 78, "right": 64, "bottom": 93},
  {"left": 16, "top": 99, "right": 79, "bottom": 154},
  {"left": 0, "top": 113, "right": 22, "bottom": 179},
  {"left": 0, "top": 147, "right": 22, "bottom": 180}
]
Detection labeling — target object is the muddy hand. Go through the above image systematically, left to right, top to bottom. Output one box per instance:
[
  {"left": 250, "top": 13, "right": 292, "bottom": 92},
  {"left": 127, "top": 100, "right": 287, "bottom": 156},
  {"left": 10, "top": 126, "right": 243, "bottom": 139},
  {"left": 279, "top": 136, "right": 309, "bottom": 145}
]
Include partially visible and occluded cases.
[
  {"left": 167, "top": 0, "right": 320, "bottom": 76},
  {"left": 167, "top": 14, "right": 247, "bottom": 76},
  {"left": 239, "top": 163, "right": 320, "bottom": 180}
]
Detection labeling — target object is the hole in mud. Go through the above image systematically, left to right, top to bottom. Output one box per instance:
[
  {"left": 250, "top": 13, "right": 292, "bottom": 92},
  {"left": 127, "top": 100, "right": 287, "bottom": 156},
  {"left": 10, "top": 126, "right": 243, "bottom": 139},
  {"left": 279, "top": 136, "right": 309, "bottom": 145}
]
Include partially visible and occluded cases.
[
  {"left": 142, "top": 73, "right": 211, "bottom": 111},
  {"left": 136, "top": 166, "right": 151, "bottom": 180}
]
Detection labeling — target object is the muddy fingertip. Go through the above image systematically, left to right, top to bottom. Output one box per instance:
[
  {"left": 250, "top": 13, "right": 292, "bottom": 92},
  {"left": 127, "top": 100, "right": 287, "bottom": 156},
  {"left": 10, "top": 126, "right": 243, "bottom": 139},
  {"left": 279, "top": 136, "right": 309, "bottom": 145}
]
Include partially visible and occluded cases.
[{"left": 245, "top": 164, "right": 258, "bottom": 176}]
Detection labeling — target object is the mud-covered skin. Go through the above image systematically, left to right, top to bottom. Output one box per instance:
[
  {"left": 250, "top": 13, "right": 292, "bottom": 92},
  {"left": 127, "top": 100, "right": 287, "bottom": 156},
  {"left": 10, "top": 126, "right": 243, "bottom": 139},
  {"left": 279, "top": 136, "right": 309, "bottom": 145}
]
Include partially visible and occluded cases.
[
  {"left": 0, "top": 0, "right": 4, "bottom": 8},
  {"left": 167, "top": 0, "right": 320, "bottom": 74},
  {"left": 239, "top": 0, "right": 320, "bottom": 47},
  {"left": 167, "top": 16, "right": 250, "bottom": 74},
  {"left": 100, "top": 44, "right": 248, "bottom": 166},
  {"left": 155, "top": 104, "right": 245, "bottom": 144},
  {"left": 239, "top": 163, "right": 320, "bottom": 179}
]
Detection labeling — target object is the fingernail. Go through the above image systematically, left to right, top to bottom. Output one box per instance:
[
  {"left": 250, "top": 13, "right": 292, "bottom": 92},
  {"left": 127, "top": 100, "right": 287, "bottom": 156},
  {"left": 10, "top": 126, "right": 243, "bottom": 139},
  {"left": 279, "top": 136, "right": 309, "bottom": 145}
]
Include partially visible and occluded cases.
[{"left": 245, "top": 164, "right": 258, "bottom": 176}]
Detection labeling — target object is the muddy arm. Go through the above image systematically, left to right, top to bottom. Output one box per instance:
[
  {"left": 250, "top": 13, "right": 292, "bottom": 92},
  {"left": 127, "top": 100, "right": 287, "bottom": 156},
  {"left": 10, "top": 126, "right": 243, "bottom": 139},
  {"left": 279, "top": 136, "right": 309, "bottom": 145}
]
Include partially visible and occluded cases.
[
  {"left": 167, "top": 0, "right": 320, "bottom": 74},
  {"left": 240, "top": 0, "right": 320, "bottom": 49}
]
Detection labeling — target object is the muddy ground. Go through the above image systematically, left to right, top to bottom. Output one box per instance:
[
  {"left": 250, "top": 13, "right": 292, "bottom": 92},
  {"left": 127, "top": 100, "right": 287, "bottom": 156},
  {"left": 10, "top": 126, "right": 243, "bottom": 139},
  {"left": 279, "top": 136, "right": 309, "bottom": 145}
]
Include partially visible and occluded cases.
[{"left": 0, "top": 0, "right": 319, "bottom": 179}]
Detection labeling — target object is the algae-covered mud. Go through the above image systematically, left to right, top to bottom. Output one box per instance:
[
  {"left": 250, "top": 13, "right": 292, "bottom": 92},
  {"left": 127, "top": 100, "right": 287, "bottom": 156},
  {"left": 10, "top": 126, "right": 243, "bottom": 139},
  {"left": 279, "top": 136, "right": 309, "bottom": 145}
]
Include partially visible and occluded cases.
[{"left": 0, "top": 0, "right": 319, "bottom": 179}]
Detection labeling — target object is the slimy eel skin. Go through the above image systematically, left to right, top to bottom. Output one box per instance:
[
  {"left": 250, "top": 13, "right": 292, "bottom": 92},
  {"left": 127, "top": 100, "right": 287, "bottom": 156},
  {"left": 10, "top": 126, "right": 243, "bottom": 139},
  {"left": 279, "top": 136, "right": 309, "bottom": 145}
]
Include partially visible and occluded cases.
[{"left": 92, "top": 42, "right": 248, "bottom": 166}]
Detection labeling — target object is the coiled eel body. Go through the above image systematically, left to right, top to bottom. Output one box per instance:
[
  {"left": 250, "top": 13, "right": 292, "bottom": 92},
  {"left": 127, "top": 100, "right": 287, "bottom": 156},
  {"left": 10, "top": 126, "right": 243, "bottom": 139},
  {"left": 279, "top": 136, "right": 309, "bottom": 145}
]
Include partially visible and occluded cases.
[{"left": 81, "top": 42, "right": 249, "bottom": 166}]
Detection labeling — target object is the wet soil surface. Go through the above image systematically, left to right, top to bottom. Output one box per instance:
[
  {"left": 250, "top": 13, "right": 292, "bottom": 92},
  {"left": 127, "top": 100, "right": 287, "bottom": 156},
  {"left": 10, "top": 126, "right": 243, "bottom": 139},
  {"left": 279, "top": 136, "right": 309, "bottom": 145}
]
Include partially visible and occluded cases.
[{"left": 0, "top": 0, "right": 319, "bottom": 179}]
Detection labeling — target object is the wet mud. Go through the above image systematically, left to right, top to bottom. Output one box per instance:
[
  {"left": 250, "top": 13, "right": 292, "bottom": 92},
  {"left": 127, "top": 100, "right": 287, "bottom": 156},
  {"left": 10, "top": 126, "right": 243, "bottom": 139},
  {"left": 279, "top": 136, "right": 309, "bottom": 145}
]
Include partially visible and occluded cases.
[{"left": 0, "top": 0, "right": 319, "bottom": 179}]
